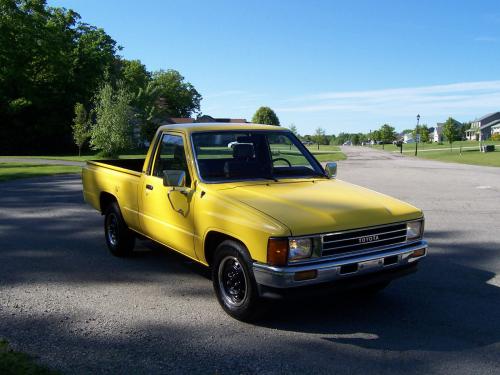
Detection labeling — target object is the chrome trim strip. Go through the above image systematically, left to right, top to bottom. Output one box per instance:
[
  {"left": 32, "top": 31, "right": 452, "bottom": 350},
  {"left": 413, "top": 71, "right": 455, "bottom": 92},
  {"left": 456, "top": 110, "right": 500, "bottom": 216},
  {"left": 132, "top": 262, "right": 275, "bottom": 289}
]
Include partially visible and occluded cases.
[
  {"left": 319, "top": 220, "right": 417, "bottom": 239},
  {"left": 322, "top": 228, "right": 407, "bottom": 243},
  {"left": 323, "top": 234, "right": 407, "bottom": 250},
  {"left": 253, "top": 240, "right": 427, "bottom": 289}
]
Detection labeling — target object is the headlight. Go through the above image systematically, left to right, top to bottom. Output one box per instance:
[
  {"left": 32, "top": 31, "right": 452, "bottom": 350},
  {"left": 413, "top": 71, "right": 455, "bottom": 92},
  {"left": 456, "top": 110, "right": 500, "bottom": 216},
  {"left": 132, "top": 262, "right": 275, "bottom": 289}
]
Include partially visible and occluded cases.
[
  {"left": 407, "top": 220, "right": 423, "bottom": 240},
  {"left": 289, "top": 238, "right": 312, "bottom": 261}
]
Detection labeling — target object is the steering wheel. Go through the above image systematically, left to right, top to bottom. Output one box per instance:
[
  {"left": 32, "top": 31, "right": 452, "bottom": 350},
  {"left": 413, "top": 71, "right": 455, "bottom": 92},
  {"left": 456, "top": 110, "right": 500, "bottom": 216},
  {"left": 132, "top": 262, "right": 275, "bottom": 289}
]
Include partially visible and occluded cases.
[{"left": 272, "top": 158, "right": 292, "bottom": 167}]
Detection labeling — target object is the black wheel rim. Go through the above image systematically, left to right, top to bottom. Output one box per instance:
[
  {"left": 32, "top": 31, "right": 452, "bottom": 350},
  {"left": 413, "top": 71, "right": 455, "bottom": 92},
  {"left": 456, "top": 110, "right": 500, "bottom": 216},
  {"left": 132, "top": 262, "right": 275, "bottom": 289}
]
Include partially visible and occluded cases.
[
  {"left": 106, "top": 213, "right": 119, "bottom": 247},
  {"left": 218, "top": 256, "right": 248, "bottom": 307}
]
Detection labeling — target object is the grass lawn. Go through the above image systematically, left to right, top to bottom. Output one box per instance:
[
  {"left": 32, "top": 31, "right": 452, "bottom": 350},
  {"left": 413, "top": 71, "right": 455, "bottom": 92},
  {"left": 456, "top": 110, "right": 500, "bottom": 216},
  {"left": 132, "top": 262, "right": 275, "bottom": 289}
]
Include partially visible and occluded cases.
[
  {"left": 372, "top": 140, "right": 500, "bottom": 153},
  {"left": 371, "top": 141, "right": 500, "bottom": 167},
  {"left": 417, "top": 148, "right": 500, "bottom": 167},
  {"left": 0, "top": 153, "right": 147, "bottom": 162},
  {"left": 0, "top": 163, "right": 81, "bottom": 182},
  {"left": 0, "top": 340, "right": 57, "bottom": 375}
]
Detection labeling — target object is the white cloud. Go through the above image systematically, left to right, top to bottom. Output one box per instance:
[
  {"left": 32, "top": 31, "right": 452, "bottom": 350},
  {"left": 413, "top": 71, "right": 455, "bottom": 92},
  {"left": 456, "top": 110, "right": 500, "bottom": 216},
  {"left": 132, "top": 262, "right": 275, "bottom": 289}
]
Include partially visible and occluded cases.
[{"left": 275, "top": 80, "right": 500, "bottom": 118}]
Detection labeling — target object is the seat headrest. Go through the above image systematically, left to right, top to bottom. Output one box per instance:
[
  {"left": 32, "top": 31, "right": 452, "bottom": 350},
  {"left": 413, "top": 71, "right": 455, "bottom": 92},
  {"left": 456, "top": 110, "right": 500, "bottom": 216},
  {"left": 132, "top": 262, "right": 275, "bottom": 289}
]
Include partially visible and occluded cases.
[{"left": 232, "top": 143, "right": 254, "bottom": 159}]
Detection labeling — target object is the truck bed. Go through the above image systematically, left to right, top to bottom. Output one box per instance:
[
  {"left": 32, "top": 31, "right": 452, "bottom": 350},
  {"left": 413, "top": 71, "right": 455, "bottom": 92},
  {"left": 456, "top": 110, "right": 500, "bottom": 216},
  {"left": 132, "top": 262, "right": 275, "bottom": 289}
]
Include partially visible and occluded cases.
[{"left": 88, "top": 158, "right": 145, "bottom": 174}]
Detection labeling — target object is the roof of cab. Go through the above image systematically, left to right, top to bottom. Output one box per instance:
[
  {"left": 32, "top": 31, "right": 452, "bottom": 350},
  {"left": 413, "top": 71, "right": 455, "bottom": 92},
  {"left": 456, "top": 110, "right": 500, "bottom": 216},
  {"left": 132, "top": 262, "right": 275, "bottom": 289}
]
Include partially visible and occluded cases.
[{"left": 156, "top": 122, "right": 289, "bottom": 134}]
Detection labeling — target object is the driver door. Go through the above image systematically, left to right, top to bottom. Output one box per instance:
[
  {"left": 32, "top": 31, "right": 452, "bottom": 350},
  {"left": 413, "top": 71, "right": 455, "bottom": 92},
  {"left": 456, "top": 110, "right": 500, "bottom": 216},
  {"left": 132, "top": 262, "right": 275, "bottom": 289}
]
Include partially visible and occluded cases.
[{"left": 139, "top": 132, "right": 197, "bottom": 258}]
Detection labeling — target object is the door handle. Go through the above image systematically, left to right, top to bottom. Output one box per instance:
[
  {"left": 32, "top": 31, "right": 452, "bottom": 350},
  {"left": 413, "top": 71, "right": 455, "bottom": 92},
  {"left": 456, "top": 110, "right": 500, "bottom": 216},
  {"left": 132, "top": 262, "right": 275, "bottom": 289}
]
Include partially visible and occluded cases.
[{"left": 146, "top": 184, "right": 154, "bottom": 190}]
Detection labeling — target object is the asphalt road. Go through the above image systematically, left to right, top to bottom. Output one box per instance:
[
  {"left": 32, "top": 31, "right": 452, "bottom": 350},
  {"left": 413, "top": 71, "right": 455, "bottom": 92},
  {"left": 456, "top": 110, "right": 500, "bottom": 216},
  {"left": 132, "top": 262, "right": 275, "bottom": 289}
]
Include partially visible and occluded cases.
[{"left": 1, "top": 147, "right": 499, "bottom": 374}]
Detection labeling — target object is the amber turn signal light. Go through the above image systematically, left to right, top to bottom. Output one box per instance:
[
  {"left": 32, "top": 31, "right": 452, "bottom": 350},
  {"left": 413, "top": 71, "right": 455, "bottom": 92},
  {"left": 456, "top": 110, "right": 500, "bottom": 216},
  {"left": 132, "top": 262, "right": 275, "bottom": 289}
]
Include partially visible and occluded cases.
[
  {"left": 267, "top": 238, "right": 288, "bottom": 266},
  {"left": 410, "top": 248, "right": 426, "bottom": 258},
  {"left": 294, "top": 270, "right": 318, "bottom": 281}
]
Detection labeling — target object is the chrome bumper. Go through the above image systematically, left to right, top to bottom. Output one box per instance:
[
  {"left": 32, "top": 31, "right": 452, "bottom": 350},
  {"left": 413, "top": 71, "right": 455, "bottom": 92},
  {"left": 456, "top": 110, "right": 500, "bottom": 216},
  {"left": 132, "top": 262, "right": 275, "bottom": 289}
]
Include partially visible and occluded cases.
[{"left": 253, "top": 240, "right": 427, "bottom": 288}]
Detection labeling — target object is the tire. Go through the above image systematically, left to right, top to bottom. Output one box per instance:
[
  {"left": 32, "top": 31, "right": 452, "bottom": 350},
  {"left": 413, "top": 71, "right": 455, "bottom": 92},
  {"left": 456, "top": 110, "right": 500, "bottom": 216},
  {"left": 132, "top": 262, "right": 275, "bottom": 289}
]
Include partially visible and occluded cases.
[
  {"left": 104, "top": 201, "right": 135, "bottom": 257},
  {"left": 212, "top": 240, "right": 262, "bottom": 321}
]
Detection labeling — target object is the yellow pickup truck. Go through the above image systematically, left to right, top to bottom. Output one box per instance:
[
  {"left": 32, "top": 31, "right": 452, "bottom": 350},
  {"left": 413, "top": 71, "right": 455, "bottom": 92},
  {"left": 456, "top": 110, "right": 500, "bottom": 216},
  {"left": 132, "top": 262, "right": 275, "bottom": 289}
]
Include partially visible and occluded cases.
[{"left": 82, "top": 123, "right": 427, "bottom": 320}]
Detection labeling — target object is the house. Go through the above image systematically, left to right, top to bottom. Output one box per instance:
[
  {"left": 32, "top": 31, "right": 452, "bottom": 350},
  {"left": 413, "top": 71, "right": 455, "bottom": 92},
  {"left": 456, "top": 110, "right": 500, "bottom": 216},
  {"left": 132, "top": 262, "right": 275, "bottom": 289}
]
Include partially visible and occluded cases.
[
  {"left": 465, "top": 112, "right": 500, "bottom": 141},
  {"left": 195, "top": 115, "right": 247, "bottom": 123},
  {"left": 433, "top": 119, "right": 462, "bottom": 142},
  {"left": 492, "top": 123, "right": 500, "bottom": 137},
  {"left": 433, "top": 124, "right": 444, "bottom": 142},
  {"left": 427, "top": 127, "right": 435, "bottom": 142},
  {"left": 403, "top": 132, "right": 420, "bottom": 143}
]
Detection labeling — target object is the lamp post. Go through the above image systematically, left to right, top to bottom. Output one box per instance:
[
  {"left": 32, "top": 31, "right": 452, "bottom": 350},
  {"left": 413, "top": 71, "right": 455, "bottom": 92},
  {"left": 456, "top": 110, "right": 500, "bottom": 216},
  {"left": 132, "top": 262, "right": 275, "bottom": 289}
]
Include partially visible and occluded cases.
[{"left": 414, "top": 114, "right": 420, "bottom": 156}]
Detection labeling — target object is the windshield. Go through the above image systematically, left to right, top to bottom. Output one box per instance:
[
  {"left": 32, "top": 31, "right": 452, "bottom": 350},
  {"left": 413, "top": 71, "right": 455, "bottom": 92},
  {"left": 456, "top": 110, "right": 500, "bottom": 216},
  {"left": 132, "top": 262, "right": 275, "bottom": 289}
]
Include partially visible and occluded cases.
[{"left": 191, "top": 131, "right": 325, "bottom": 182}]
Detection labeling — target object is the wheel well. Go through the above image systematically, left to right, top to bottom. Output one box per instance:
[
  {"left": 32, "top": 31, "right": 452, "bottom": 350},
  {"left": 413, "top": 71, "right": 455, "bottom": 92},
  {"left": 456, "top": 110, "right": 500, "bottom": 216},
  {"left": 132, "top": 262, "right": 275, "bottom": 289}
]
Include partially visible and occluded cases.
[
  {"left": 99, "top": 192, "right": 117, "bottom": 214},
  {"left": 204, "top": 231, "right": 244, "bottom": 266}
]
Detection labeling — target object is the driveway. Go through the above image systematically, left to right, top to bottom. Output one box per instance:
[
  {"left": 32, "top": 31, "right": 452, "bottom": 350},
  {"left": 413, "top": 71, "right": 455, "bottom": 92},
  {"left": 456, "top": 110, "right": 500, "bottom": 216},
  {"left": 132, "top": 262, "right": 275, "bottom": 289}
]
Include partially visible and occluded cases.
[{"left": 1, "top": 148, "right": 499, "bottom": 374}]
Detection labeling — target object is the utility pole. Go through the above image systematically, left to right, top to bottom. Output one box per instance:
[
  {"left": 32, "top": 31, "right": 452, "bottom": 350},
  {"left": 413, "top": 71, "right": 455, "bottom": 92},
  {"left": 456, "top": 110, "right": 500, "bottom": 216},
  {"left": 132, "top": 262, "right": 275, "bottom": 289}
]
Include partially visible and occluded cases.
[{"left": 415, "top": 114, "right": 420, "bottom": 156}]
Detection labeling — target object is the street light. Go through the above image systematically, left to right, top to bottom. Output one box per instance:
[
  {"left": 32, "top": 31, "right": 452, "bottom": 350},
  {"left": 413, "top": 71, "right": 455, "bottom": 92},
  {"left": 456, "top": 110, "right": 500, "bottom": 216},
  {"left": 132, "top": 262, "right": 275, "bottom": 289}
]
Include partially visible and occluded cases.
[{"left": 415, "top": 114, "right": 420, "bottom": 156}]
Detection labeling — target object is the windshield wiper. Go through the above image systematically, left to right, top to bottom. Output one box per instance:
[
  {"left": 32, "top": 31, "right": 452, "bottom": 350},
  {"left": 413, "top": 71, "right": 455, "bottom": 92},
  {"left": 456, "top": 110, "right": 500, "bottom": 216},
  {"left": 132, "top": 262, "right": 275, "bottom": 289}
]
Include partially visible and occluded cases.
[{"left": 258, "top": 174, "right": 279, "bottom": 182}]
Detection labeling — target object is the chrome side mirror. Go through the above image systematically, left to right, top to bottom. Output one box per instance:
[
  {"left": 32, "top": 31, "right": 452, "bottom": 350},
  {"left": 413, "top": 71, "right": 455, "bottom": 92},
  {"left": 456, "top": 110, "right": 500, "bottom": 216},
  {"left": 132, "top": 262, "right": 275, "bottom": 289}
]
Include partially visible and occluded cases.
[
  {"left": 325, "top": 162, "right": 337, "bottom": 179},
  {"left": 163, "top": 170, "right": 186, "bottom": 187}
]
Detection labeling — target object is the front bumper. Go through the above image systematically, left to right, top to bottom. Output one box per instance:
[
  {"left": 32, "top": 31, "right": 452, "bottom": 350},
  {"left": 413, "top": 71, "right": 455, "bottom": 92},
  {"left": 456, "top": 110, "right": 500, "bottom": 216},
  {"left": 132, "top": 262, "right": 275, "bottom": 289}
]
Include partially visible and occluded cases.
[{"left": 253, "top": 240, "right": 427, "bottom": 289}]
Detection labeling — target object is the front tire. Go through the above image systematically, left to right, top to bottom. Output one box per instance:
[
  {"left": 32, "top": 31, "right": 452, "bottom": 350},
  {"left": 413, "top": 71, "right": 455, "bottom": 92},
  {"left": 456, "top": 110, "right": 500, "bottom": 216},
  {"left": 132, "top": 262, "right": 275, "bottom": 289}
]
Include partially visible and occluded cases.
[
  {"left": 104, "top": 202, "right": 135, "bottom": 257},
  {"left": 212, "top": 240, "right": 262, "bottom": 321}
]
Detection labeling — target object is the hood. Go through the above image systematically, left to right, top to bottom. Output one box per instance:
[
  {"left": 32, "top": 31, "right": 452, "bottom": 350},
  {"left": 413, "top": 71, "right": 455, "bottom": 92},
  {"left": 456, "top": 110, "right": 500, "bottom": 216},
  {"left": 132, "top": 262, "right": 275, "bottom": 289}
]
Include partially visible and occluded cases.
[{"left": 218, "top": 179, "right": 422, "bottom": 236}]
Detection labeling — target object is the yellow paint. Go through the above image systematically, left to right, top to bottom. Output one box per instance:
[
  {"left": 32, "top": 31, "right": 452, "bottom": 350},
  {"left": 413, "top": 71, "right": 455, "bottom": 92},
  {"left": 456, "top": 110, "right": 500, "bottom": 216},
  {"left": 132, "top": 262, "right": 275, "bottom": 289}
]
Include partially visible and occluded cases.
[{"left": 82, "top": 123, "right": 423, "bottom": 265}]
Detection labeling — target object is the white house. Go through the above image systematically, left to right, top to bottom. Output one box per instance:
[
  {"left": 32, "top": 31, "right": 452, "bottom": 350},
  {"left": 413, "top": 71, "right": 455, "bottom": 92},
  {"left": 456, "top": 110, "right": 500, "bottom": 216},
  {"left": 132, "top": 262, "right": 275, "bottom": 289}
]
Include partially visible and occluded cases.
[
  {"left": 433, "top": 124, "right": 443, "bottom": 142},
  {"left": 403, "top": 133, "right": 421, "bottom": 143}
]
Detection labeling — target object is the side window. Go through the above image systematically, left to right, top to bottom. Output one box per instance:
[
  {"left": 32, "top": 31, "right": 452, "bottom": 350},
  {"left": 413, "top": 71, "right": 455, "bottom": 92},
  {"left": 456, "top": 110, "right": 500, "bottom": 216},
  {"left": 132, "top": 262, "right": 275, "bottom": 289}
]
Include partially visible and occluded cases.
[{"left": 152, "top": 134, "right": 191, "bottom": 186}]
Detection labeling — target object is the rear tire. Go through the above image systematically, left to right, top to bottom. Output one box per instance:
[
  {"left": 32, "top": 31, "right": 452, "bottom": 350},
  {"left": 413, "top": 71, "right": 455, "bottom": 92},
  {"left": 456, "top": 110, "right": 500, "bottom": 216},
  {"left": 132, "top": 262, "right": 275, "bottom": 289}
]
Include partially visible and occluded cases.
[
  {"left": 104, "top": 202, "right": 135, "bottom": 257},
  {"left": 212, "top": 240, "right": 262, "bottom": 321}
]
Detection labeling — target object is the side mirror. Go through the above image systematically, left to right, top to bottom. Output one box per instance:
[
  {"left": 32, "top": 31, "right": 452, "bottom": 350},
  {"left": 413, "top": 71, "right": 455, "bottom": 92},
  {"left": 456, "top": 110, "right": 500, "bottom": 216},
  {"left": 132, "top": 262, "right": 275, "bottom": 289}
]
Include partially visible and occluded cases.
[
  {"left": 325, "top": 162, "right": 337, "bottom": 179},
  {"left": 163, "top": 170, "right": 186, "bottom": 187}
]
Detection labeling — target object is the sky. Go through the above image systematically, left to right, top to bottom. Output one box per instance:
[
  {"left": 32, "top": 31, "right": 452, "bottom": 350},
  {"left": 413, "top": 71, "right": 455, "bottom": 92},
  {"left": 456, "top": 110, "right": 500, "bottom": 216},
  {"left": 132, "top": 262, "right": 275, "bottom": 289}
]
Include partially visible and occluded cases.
[{"left": 50, "top": 0, "right": 500, "bottom": 135}]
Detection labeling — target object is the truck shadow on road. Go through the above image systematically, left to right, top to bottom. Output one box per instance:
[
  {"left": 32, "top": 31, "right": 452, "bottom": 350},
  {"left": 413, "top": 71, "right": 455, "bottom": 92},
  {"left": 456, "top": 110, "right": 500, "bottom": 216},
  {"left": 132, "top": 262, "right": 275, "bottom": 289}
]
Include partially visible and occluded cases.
[{"left": 257, "top": 238, "right": 500, "bottom": 352}]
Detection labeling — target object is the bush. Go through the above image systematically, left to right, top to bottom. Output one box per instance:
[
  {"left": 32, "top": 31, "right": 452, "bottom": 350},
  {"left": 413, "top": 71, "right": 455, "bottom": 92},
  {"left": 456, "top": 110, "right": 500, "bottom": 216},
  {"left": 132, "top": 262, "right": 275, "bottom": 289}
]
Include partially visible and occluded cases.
[{"left": 491, "top": 134, "right": 500, "bottom": 141}]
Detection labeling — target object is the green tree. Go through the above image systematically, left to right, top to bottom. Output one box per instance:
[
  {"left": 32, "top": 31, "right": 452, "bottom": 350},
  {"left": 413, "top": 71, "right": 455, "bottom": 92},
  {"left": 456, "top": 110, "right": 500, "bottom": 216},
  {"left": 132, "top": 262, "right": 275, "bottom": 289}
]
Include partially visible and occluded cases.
[
  {"left": 0, "top": 0, "right": 119, "bottom": 153},
  {"left": 119, "top": 59, "right": 150, "bottom": 95},
  {"left": 150, "top": 69, "right": 202, "bottom": 118},
  {"left": 90, "top": 82, "right": 134, "bottom": 157},
  {"left": 72, "top": 103, "right": 90, "bottom": 156},
  {"left": 252, "top": 106, "right": 280, "bottom": 126},
  {"left": 442, "top": 117, "right": 458, "bottom": 150},
  {"left": 288, "top": 123, "right": 298, "bottom": 135},
  {"left": 379, "top": 124, "right": 396, "bottom": 149},
  {"left": 412, "top": 125, "right": 421, "bottom": 141},
  {"left": 420, "top": 125, "right": 430, "bottom": 143},
  {"left": 312, "top": 127, "right": 327, "bottom": 149},
  {"left": 370, "top": 130, "right": 381, "bottom": 143},
  {"left": 335, "top": 132, "right": 350, "bottom": 145},
  {"left": 350, "top": 133, "right": 360, "bottom": 145}
]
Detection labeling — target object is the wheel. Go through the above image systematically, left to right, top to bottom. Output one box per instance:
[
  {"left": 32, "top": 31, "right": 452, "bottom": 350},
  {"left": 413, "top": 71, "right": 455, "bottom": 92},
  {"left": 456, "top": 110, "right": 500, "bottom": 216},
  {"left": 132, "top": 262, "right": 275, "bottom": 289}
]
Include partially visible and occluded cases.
[
  {"left": 272, "top": 157, "right": 292, "bottom": 167},
  {"left": 104, "top": 201, "right": 135, "bottom": 257},
  {"left": 212, "top": 240, "right": 262, "bottom": 321}
]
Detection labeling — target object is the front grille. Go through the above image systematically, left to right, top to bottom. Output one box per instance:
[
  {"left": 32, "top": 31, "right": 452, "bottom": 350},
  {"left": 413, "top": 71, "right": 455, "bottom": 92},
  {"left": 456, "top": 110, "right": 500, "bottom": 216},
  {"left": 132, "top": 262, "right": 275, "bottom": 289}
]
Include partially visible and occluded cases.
[{"left": 321, "top": 222, "right": 407, "bottom": 257}]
